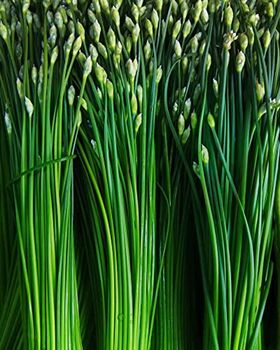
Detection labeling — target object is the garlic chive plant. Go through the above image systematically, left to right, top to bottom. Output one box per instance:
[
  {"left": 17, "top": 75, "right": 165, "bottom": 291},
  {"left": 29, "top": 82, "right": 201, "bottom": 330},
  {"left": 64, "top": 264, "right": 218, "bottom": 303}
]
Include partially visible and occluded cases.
[{"left": 0, "top": 0, "right": 279, "bottom": 349}]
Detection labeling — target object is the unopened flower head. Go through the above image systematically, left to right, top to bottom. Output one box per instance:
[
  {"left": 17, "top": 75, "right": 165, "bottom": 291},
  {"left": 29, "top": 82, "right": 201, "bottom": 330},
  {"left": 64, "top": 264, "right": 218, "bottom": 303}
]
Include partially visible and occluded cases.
[
  {"left": 112, "top": 6, "right": 120, "bottom": 27},
  {"left": 151, "top": 9, "right": 159, "bottom": 30},
  {"left": 172, "top": 19, "right": 182, "bottom": 40},
  {"left": 174, "top": 40, "right": 182, "bottom": 57},
  {"left": 236, "top": 51, "right": 245, "bottom": 73},
  {"left": 83, "top": 56, "right": 93, "bottom": 78},
  {"left": 68, "top": 85, "right": 75, "bottom": 106},
  {"left": 24, "top": 97, "right": 34, "bottom": 117},
  {"left": 178, "top": 113, "right": 185, "bottom": 136},
  {"left": 181, "top": 126, "right": 191, "bottom": 144}
]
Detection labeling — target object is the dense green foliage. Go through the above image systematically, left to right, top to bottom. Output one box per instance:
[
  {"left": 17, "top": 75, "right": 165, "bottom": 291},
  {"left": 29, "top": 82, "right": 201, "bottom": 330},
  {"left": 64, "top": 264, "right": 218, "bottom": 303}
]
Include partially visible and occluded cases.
[{"left": 0, "top": 0, "right": 279, "bottom": 349}]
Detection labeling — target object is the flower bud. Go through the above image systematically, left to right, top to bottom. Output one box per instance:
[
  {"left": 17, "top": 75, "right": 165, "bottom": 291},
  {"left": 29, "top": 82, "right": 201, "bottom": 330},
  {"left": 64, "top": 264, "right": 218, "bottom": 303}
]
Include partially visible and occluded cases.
[
  {"left": 92, "top": 0, "right": 101, "bottom": 14},
  {"left": 156, "top": 0, "right": 163, "bottom": 12},
  {"left": 192, "top": 0, "right": 202, "bottom": 23},
  {"left": 266, "top": 2, "right": 274, "bottom": 17},
  {"left": 131, "top": 4, "right": 139, "bottom": 22},
  {"left": 224, "top": 5, "right": 233, "bottom": 27},
  {"left": 112, "top": 6, "right": 120, "bottom": 27},
  {"left": 201, "top": 8, "right": 209, "bottom": 24},
  {"left": 151, "top": 9, "right": 159, "bottom": 30},
  {"left": 125, "top": 16, "right": 134, "bottom": 32},
  {"left": 233, "top": 17, "right": 240, "bottom": 32},
  {"left": 145, "top": 19, "right": 153, "bottom": 38},
  {"left": 172, "top": 19, "right": 182, "bottom": 40},
  {"left": 92, "top": 20, "right": 101, "bottom": 42},
  {"left": 182, "top": 20, "right": 191, "bottom": 39},
  {"left": 0, "top": 21, "right": 8, "bottom": 41},
  {"left": 132, "top": 24, "right": 140, "bottom": 44},
  {"left": 247, "top": 26, "right": 254, "bottom": 46},
  {"left": 107, "top": 27, "right": 116, "bottom": 51},
  {"left": 263, "top": 30, "right": 271, "bottom": 50},
  {"left": 239, "top": 33, "right": 248, "bottom": 52},
  {"left": 126, "top": 35, "right": 132, "bottom": 54},
  {"left": 190, "top": 35, "right": 199, "bottom": 53},
  {"left": 73, "top": 36, "right": 82, "bottom": 56},
  {"left": 144, "top": 40, "right": 152, "bottom": 61},
  {"left": 174, "top": 40, "right": 182, "bottom": 57},
  {"left": 98, "top": 42, "right": 108, "bottom": 60},
  {"left": 89, "top": 44, "right": 98, "bottom": 62},
  {"left": 51, "top": 46, "right": 59, "bottom": 64},
  {"left": 236, "top": 51, "right": 245, "bottom": 73},
  {"left": 206, "top": 54, "right": 212, "bottom": 71},
  {"left": 83, "top": 56, "right": 92, "bottom": 78},
  {"left": 182, "top": 56, "right": 188, "bottom": 73},
  {"left": 126, "top": 59, "right": 137, "bottom": 83},
  {"left": 95, "top": 62, "right": 107, "bottom": 84},
  {"left": 32, "top": 66, "right": 37, "bottom": 84},
  {"left": 156, "top": 66, "right": 163, "bottom": 84},
  {"left": 16, "top": 78, "right": 23, "bottom": 99},
  {"left": 106, "top": 79, "right": 114, "bottom": 100},
  {"left": 213, "top": 79, "right": 218, "bottom": 98},
  {"left": 256, "top": 81, "right": 265, "bottom": 102},
  {"left": 194, "top": 84, "right": 201, "bottom": 104},
  {"left": 68, "top": 85, "right": 75, "bottom": 106},
  {"left": 137, "top": 85, "right": 143, "bottom": 108},
  {"left": 131, "top": 93, "right": 138, "bottom": 114},
  {"left": 24, "top": 97, "right": 34, "bottom": 117},
  {"left": 184, "top": 98, "right": 191, "bottom": 119},
  {"left": 191, "top": 111, "right": 197, "bottom": 129},
  {"left": 4, "top": 112, "right": 12, "bottom": 134},
  {"left": 207, "top": 112, "right": 215, "bottom": 128},
  {"left": 135, "top": 113, "right": 142, "bottom": 133},
  {"left": 178, "top": 113, "right": 185, "bottom": 136},
  {"left": 181, "top": 126, "right": 191, "bottom": 144},
  {"left": 201, "top": 145, "right": 209, "bottom": 164}
]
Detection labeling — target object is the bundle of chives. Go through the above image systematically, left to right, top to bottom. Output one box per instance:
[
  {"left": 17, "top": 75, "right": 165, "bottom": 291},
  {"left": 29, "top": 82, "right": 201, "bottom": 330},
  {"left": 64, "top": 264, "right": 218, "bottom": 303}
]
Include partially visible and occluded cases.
[
  {"left": 0, "top": 1, "right": 88, "bottom": 348},
  {"left": 164, "top": 1, "right": 280, "bottom": 349}
]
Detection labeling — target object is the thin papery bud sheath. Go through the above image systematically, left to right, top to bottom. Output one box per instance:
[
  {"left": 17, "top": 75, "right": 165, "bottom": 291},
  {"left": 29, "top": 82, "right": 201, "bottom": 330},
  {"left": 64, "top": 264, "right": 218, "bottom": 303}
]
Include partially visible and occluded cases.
[
  {"left": 156, "top": 0, "right": 163, "bottom": 12},
  {"left": 192, "top": 0, "right": 202, "bottom": 23},
  {"left": 132, "top": 4, "right": 139, "bottom": 22},
  {"left": 224, "top": 5, "right": 233, "bottom": 27},
  {"left": 112, "top": 7, "right": 120, "bottom": 27},
  {"left": 151, "top": 9, "right": 159, "bottom": 30},
  {"left": 125, "top": 16, "right": 134, "bottom": 32},
  {"left": 233, "top": 17, "right": 240, "bottom": 32},
  {"left": 145, "top": 19, "right": 153, "bottom": 38},
  {"left": 172, "top": 19, "right": 181, "bottom": 40},
  {"left": 92, "top": 20, "right": 101, "bottom": 42},
  {"left": 0, "top": 21, "right": 8, "bottom": 41},
  {"left": 77, "top": 22, "right": 85, "bottom": 42},
  {"left": 132, "top": 24, "right": 140, "bottom": 44},
  {"left": 107, "top": 27, "right": 116, "bottom": 51},
  {"left": 263, "top": 30, "right": 271, "bottom": 49},
  {"left": 239, "top": 33, "right": 248, "bottom": 52},
  {"left": 190, "top": 35, "right": 199, "bottom": 53},
  {"left": 73, "top": 36, "right": 82, "bottom": 57},
  {"left": 144, "top": 40, "right": 152, "bottom": 61},
  {"left": 174, "top": 40, "right": 182, "bottom": 57},
  {"left": 89, "top": 44, "right": 98, "bottom": 62},
  {"left": 51, "top": 46, "right": 59, "bottom": 64},
  {"left": 236, "top": 51, "right": 245, "bottom": 73},
  {"left": 83, "top": 56, "right": 92, "bottom": 78},
  {"left": 95, "top": 62, "right": 107, "bottom": 85},
  {"left": 32, "top": 66, "right": 37, "bottom": 84},
  {"left": 156, "top": 66, "right": 163, "bottom": 84},
  {"left": 16, "top": 78, "right": 23, "bottom": 99},
  {"left": 106, "top": 79, "right": 114, "bottom": 100},
  {"left": 213, "top": 79, "right": 218, "bottom": 98},
  {"left": 256, "top": 81, "right": 265, "bottom": 102},
  {"left": 68, "top": 85, "right": 75, "bottom": 106},
  {"left": 137, "top": 85, "right": 143, "bottom": 107},
  {"left": 131, "top": 93, "right": 138, "bottom": 114},
  {"left": 24, "top": 97, "right": 34, "bottom": 117},
  {"left": 184, "top": 98, "right": 191, "bottom": 119},
  {"left": 191, "top": 111, "right": 197, "bottom": 129},
  {"left": 4, "top": 112, "right": 12, "bottom": 134},
  {"left": 207, "top": 112, "right": 215, "bottom": 128},
  {"left": 135, "top": 113, "right": 142, "bottom": 133},
  {"left": 178, "top": 113, "right": 185, "bottom": 136},
  {"left": 181, "top": 126, "right": 191, "bottom": 144},
  {"left": 201, "top": 145, "right": 209, "bottom": 164}
]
